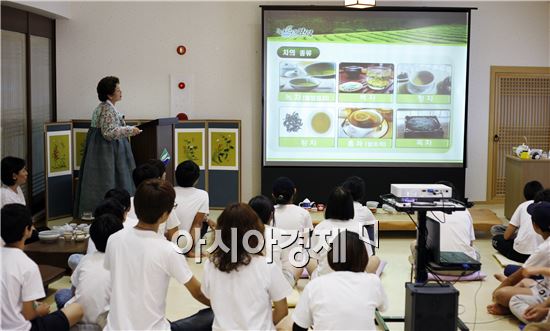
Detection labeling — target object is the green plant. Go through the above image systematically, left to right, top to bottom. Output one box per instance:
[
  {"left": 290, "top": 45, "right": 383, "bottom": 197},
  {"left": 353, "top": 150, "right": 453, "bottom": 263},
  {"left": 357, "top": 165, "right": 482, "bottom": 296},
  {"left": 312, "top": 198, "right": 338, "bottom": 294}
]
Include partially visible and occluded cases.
[
  {"left": 211, "top": 134, "right": 234, "bottom": 164},
  {"left": 183, "top": 138, "right": 199, "bottom": 161}
]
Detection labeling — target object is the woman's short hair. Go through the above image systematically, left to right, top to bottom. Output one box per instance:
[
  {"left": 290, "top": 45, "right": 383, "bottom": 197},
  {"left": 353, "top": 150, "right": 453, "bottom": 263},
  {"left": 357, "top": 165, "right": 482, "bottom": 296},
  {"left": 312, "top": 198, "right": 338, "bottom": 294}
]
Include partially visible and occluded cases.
[
  {"left": 97, "top": 76, "right": 119, "bottom": 102},
  {"left": 1, "top": 156, "right": 25, "bottom": 186},
  {"left": 175, "top": 160, "right": 200, "bottom": 187},
  {"left": 342, "top": 176, "right": 366, "bottom": 203},
  {"left": 272, "top": 177, "right": 295, "bottom": 205},
  {"left": 134, "top": 179, "right": 175, "bottom": 224},
  {"left": 524, "top": 181, "right": 544, "bottom": 201},
  {"left": 325, "top": 186, "right": 354, "bottom": 221},
  {"left": 248, "top": 195, "right": 274, "bottom": 225},
  {"left": 210, "top": 203, "right": 265, "bottom": 273},
  {"left": 327, "top": 231, "right": 369, "bottom": 272}
]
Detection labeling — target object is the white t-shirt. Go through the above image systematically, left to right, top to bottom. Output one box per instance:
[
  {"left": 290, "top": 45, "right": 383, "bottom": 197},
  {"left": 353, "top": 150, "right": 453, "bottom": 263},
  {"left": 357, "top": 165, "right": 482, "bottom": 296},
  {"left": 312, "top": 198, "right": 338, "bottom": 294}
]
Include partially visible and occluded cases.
[
  {"left": 0, "top": 185, "right": 26, "bottom": 208},
  {"left": 174, "top": 186, "right": 209, "bottom": 235},
  {"left": 125, "top": 196, "right": 180, "bottom": 236},
  {"left": 509, "top": 200, "right": 544, "bottom": 255},
  {"left": 353, "top": 201, "right": 376, "bottom": 226},
  {"left": 274, "top": 204, "right": 313, "bottom": 233},
  {"left": 429, "top": 210, "right": 478, "bottom": 260},
  {"left": 310, "top": 219, "right": 373, "bottom": 277},
  {"left": 265, "top": 225, "right": 295, "bottom": 285},
  {"left": 104, "top": 227, "right": 193, "bottom": 331},
  {"left": 524, "top": 236, "right": 550, "bottom": 288},
  {"left": 1, "top": 247, "right": 45, "bottom": 331},
  {"left": 66, "top": 252, "right": 110, "bottom": 324},
  {"left": 202, "top": 256, "right": 293, "bottom": 331},
  {"left": 293, "top": 271, "right": 388, "bottom": 330}
]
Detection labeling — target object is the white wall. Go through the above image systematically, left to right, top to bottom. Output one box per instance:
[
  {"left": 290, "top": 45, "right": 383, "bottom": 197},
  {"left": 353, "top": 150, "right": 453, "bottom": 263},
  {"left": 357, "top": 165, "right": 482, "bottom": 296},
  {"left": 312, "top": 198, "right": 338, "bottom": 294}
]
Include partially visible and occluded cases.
[
  {"left": 6, "top": 1, "right": 71, "bottom": 19},
  {"left": 54, "top": 1, "right": 549, "bottom": 202}
]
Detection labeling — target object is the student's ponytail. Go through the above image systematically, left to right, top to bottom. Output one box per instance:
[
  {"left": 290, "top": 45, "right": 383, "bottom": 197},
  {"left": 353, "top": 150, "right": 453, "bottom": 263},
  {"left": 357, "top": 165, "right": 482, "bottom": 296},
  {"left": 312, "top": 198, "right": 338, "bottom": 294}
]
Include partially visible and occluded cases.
[{"left": 272, "top": 177, "right": 296, "bottom": 205}]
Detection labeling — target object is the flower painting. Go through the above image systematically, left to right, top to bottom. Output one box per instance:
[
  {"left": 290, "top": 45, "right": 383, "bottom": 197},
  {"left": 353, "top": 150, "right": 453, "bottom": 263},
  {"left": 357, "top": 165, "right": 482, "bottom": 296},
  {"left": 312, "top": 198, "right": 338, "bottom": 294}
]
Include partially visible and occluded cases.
[
  {"left": 73, "top": 129, "right": 88, "bottom": 170},
  {"left": 175, "top": 129, "right": 205, "bottom": 169},
  {"left": 209, "top": 129, "right": 238, "bottom": 170},
  {"left": 47, "top": 131, "right": 72, "bottom": 177}
]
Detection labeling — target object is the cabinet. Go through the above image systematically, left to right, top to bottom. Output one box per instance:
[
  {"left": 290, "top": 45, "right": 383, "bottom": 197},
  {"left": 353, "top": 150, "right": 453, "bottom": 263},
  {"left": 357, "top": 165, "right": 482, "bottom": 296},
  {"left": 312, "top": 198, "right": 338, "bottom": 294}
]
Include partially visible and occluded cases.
[{"left": 505, "top": 156, "right": 550, "bottom": 219}]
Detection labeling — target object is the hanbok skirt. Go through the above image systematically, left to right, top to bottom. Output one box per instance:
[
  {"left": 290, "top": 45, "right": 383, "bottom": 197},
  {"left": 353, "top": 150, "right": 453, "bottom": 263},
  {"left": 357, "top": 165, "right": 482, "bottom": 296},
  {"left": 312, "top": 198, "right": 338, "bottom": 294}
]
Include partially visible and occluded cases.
[{"left": 74, "top": 127, "right": 135, "bottom": 218}]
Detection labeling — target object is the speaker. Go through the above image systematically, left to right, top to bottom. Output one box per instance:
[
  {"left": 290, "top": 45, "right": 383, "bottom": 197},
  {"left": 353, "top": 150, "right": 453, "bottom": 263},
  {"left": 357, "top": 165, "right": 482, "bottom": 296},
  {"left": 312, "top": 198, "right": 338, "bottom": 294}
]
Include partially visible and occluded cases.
[{"left": 404, "top": 282, "right": 459, "bottom": 331}]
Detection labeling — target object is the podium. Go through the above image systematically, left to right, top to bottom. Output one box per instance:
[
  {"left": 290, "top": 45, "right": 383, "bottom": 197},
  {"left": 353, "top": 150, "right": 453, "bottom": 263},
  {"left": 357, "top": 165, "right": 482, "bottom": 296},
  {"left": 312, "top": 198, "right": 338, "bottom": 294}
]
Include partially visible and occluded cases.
[
  {"left": 131, "top": 118, "right": 178, "bottom": 184},
  {"left": 505, "top": 155, "right": 550, "bottom": 219}
]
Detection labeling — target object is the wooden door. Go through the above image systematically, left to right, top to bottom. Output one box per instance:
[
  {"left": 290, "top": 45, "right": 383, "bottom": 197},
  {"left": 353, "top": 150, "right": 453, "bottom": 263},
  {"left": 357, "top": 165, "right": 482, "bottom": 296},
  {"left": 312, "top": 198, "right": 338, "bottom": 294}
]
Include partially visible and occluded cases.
[{"left": 487, "top": 66, "right": 550, "bottom": 201}]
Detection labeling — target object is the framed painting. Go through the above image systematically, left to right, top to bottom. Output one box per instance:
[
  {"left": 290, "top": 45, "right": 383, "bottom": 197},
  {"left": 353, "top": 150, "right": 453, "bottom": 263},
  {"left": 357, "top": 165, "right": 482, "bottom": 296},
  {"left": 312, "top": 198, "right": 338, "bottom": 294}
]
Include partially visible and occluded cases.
[
  {"left": 72, "top": 128, "right": 88, "bottom": 170},
  {"left": 175, "top": 128, "right": 205, "bottom": 170},
  {"left": 208, "top": 128, "right": 239, "bottom": 170},
  {"left": 46, "top": 130, "right": 72, "bottom": 177}
]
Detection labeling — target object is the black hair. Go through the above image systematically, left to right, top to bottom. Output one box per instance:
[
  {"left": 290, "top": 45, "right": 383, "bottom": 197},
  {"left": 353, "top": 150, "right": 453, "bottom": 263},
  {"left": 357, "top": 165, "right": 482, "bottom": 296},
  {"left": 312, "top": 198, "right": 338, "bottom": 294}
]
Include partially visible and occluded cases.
[
  {"left": 97, "top": 76, "right": 119, "bottom": 102},
  {"left": 1, "top": 156, "right": 26, "bottom": 186},
  {"left": 146, "top": 159, "right": 166, "bottom": 177},
  {"left": 175, "top": 160, "right": 200, "bottom": 187},
  {"left": 132, "top": 163, "right": 159, "bottom": 188},
  {"left": 342, "top": 176, "right": 366, "bottom": 203},
  {"left": 272, "top": 177, "right": 295, "bottom": 205},
  {"left": 134, "top": 179, "right": 175, "bottom": 224},
  {"left": 524, "top": 181, "right": 544, "bottom": 201},
  {"left": 325, "top": 186, "right": 354, "bottom": 221},
  {"left": 104, "top": 188, "right": 131, "bottom": 212},
  {"left": 534, "top": 189, "right": 550, "bottom": 203},
  {"left": 248, "top": 195, "right": 274, "bottom": 225},
  {"left": 94, "top": 198, "right": 125, "bottom": 221},
  {"left": 1, "top": 204, "right": 32, "bottom": 244},
  {"left": 89, "top": 213, "right": 124, "bottom": 252},
  {"left": 327, "top": 231, "right": 368, "bottom": 273}
]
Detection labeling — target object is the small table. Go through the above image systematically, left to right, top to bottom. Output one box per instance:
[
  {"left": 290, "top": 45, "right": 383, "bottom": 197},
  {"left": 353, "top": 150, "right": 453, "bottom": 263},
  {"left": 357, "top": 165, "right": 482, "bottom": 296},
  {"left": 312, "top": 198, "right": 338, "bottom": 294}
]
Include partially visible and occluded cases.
[{"left": 24, "top": 239, "right": 88, "bottom": 272}]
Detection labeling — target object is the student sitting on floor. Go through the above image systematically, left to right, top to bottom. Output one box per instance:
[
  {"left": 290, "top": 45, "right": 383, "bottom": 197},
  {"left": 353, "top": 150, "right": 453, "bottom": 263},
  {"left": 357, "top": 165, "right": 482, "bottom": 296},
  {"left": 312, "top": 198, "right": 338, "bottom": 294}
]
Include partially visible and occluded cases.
[
  {"left": 1, "top": 156, "right": 28, "bottom": 207},
  {"left": 174, "top": 160, "right": 211, "bottom": 252},
  {"left": 126, "top": 163, "right": 180, "bottom": 243},
  {"left": 272, "top": 176, "right": 313, "bottom": 236},
  {"left": 341, "top": 176, "right": 376, "bottom": 227},
  {"left": 104, "top": 179, "right": 212, "bottom": 330},
  {"left": 491, "top": 180, "right": 544, "bottom": 263},
  {"left": 310, "top": 186, "right": 379, "bottom": 278},
  {"left": 249, "top": 195, "right": 302, "bottom": 286},
  {"left": 55, "top": 196, "right": 128, "bottom": 309},
  {"left": 488, "top": 201, "right": 550, "bottom": 317},
  {"left": 1, "top": 203, "right": 84, "bottom": 331},
  {"left": 202, "top": 203, "right": 292, "bottom": 330},
  {"left": 65, "top": 214, "right": 124, "bottom": 330},
  {"left": 293, "top": 231, "right": 388, "bottom": 331},
  {"left": 509, "top": 266, "right": 550, "bottom": 324}
]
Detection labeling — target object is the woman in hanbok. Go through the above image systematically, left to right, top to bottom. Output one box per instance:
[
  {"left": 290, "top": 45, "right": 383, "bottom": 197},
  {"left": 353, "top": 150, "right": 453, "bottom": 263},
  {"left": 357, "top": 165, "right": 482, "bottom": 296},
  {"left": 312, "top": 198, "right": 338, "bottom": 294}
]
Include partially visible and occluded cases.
[{"left": 74, "top": 76, "right": 141, "bottom": 218}]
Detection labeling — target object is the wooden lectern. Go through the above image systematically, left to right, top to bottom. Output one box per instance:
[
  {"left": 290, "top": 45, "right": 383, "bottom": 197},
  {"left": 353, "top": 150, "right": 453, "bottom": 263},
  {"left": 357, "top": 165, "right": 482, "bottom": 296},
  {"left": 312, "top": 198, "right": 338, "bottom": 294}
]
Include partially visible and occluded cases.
[
  {"left": 131, "top": 118, "right": 178, "bottom": 184},
  {"left": 505, "top": 155, "right": 550, "bottom": 219}
]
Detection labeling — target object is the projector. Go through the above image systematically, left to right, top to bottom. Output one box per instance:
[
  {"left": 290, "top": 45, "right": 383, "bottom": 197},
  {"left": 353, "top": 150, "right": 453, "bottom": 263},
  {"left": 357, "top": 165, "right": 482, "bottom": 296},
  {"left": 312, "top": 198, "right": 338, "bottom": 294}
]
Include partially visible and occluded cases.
[{"left": 391, "top": 184, "right": 452, "bottom": 202}]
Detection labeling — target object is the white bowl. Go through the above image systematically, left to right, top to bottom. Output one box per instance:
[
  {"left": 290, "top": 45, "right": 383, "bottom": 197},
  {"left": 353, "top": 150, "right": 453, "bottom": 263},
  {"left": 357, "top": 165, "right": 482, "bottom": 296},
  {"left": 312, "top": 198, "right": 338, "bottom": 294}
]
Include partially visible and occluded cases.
[{"left": 38, "top": 230, "right": 59, "bottom": 243}]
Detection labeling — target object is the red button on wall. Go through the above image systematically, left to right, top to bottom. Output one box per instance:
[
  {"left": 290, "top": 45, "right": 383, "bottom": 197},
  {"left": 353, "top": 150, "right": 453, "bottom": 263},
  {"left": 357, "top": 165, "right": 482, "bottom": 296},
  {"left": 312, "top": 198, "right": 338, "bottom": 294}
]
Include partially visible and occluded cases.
[{"left": 178, "top": 82, "right": 186, "bottom": 89}]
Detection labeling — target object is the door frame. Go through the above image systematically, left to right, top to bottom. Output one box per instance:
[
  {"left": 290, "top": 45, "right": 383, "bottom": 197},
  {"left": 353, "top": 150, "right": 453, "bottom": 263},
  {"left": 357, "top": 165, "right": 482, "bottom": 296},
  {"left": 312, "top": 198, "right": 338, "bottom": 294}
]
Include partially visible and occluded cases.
[{"left": 486, "top": 66, "right": 550, "bottom": 202}]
